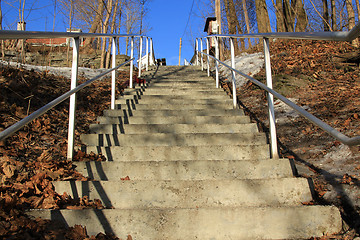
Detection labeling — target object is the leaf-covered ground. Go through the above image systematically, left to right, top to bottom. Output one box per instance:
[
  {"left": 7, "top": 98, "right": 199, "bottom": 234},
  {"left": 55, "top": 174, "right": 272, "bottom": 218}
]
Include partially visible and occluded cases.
[
  {"left": 222, "top": 39, "right": 360, "bottom": 239},
  {"left": 0, "top": 65, "right": 131, "bottom": 239}
]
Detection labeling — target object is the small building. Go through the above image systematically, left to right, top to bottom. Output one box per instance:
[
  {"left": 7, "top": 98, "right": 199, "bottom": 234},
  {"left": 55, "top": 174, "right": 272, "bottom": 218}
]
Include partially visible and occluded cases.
[
  {"left": 203, "top": 17, "right": 218, "bottom": 54},
  {"left": 204, "top": 17, "right": 218, "bottom": 35},
  {"left": 26, "top": 28, "right": 84, "bottom": 47}
]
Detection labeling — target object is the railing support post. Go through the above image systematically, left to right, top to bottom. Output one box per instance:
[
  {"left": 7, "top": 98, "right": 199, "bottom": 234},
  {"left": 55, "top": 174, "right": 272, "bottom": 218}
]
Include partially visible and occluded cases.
[
  {"left": 130, "top": 36, "right": 134, "bottom": 88},
  {"left": 138, "top": 36, "right": 143, "bottom": 77},
  {"left": 215, "top": 36, "right": 219, "bottom": 88},
  {"left": 67, "top": 37, "right": 80, "bottom": 160},
  {"left": 111, "top": 37, "right": 116, "bottom": 110},
  {"left": 146, "top": 37, "right": 149, "bottom": 71},
  {"left": 263, "top": 37, "right": 279, "bottom": 159},
  {"left": 150, "top": 38, "right": 154, "bottom": 66},
  {"left": 195, "top": 38, "right": 199, "bottom": 66},
  {"left": 200, "top": 38, "right": 204, "bottom": 71},
  {"left": 206, "top": 38, "right": 210, "bottom": 77},
  {"left": 230, "top": 38, "right": 237, "bottom": 108}
]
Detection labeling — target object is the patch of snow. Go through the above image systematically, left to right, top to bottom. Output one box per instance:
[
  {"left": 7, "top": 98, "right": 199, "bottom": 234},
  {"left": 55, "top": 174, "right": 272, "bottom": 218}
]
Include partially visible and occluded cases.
[
  {"left": 217, "top": 52, "right": 264, "bottom": 87},
  {"left": 0, "top": 60, "right": 108, "bottom": 80},
  {"left": 274, "top": 98, "right": 311, "bottom": 124},
  {"left": 323, "top": 144, "right": 352, "bottom": 162}
]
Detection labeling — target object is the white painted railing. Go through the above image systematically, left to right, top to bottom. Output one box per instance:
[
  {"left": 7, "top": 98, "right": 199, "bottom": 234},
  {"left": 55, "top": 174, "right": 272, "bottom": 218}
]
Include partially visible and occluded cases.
[
  {"left": 195, "top": 24, "right": 360, "bottom": 158},
  {"left": 0, "top": 30, "right": 155, "bottom": 159}
]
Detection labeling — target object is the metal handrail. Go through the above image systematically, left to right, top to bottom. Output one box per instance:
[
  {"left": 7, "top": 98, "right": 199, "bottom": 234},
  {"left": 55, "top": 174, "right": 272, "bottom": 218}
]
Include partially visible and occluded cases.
[
  {"left": 206, "top": 22, "right": 360, "bottom": 41},
  {"left": 195, "top": 24, "right": 360, "bottom": 158},
  {"left": 0, "top": 30, "right": 155, "bottom": 159},
  {"left": 0, "top": 30, "right": 143, "bottom": 39},
  {"left": 199, "top": 52, "right": 360, "bottom": 146},
  {"left": 0, "top": 58, "right": 133, "bottom": 142}
]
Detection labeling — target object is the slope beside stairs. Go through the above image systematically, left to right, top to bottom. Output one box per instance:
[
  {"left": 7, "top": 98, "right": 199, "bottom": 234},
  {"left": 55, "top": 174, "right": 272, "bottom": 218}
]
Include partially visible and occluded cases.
[{"left": 29, "top": 66, "right": 342, "bottom": 239}]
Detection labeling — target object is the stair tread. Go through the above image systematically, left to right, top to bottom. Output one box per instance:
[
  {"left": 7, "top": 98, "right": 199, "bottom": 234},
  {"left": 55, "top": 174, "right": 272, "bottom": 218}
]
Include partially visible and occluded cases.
[
  {"left": 77, "top": 145, "right": 270, "bottom": 161},
  {"left": 74, "top": 158, "right": 294, "bottom": 180},
  {"left": 53, "top": 178, "right": 313, "bottom": 208},
  {"left": 28, "top": 206, "right": 342, "bottom": 239}
]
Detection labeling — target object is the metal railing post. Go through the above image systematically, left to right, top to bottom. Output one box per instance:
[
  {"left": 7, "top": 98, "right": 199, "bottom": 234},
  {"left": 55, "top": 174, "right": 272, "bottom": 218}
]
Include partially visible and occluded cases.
[
  {"left": 130, "top": 36, "right": 134, "bottom": 88},
  {"left": 138, "top": 36, "right": 143, "bottom": 77},
  {"left": 215, "top": 36, "right": 219, "bottom": 88},
  {"left": 67, "top": 37, "right": 80, "bottom": 160},
  {"left": 111, "top": 37, "right": 116, "bottom": 110},
  {"left": 146, "top": 37, "right": 149, "bottom": 71},
  {"left": 263, "top": 37, "right": 279, "bottom": 159},
  {"left": 150, "top": 38, "right": 154, "bottom": 66},
  {"left": 195, "top": 38, "right": 199, "bottom": 66},
  {"left": 200, "top": 38, "right": 204, "bottom": 71},
  {"left": 206, "top": 38, "right": 210, "bottom": 77},
  {"left": 230, "top": 38, "right": 237, "bottom": 108}
]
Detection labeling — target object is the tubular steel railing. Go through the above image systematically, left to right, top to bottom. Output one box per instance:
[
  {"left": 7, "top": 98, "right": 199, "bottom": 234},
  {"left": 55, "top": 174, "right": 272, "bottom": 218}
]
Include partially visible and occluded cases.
[
  {"left": 195, "top": 24, "right": 360, "bottom": 158},
  {"left": 0, "top": 30, "right": 155, "bottom": 159}
]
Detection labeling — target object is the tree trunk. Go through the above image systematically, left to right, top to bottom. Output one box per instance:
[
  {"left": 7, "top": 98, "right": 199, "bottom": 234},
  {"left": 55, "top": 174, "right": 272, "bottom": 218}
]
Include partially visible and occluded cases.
[
  {"left": 0, "top": 0, "right": 4, "bottom": 60},
  {"left": 66, "top": 0, "right": 74, "bottom": 66},
  {"left": 84, "top": 0, "right": 105, "bottom": 48},
  {"left": 100, "top": 0, "right": 113, "bottom": 68},
  {"left": 106, "top": 0, "right": 120, "bottom": 68},
  {"left": 224, "top": 0, "right": 240, "bottom": 54},
  {"left": 228, "top": 0, "right": 245, "bottom": 51},
  {"left": 241, "top": 0, "right": 252, "bottom": 47},
  {"left": 255, "top": 0, "right": 271, "bottom": 33},
  {"left": 274, "top": 0, "right": 286, "bottom": 32},
  {"left": 283, "top": 0, "right": 294, "bottom": 31},
  {"left": 294, "top": 0, "right": 308, "bottom": 31},
  {"left": 322, "top": 0, "right": 330, "bottom": 31},
  {"left": 330, "top": 0, "right": 337, "bottom": 30},
  {"left": 345, "top": 0, "right": 358, "bottom": 46},
  {"left": 355, "top": 0, "right": 360, "bottom": 20}
]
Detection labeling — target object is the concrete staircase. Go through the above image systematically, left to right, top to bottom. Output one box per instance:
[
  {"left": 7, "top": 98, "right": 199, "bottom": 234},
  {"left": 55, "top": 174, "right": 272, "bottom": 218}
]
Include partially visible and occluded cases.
[{"left": 29, "top": 66, "right": 342, "bottom": 239}]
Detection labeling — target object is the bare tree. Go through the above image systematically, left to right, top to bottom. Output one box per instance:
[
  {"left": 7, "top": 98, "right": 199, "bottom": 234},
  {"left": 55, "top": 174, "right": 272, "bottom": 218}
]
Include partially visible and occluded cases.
[
  {"left": 0, "top": 0, "right": 4, "bottom": 60},
  {"left": 84, "top": 0, "right": 105, "bottom": 48},
  {"left": 100, "top": 0, "right": 113, "bottom": 68},
  {"left": 105, "top": 0, "right": 120, "bottom": 68},
  {"left": 240, "top": 0, "right": 252, "bottom": 48},
  {"left": 255, "top": 0, "right": 271, "bottom": 33},
  {"left": 273, "top": 0, "right": 286, "bottom": 31},
  {"left": 322, "top": 0, "right": 330, "bottom": 30},
  {"left": 330, "top": 0, "right": 337, "bottom": 30},
  {"left": 345, "top": 0, "right": 358, "bottom": 45}
]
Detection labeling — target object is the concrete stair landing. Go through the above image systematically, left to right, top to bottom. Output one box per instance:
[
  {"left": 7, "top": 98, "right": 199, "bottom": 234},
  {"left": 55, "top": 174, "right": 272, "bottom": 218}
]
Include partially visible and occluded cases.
[{"left": 28, "top": 66, "right": 342, "bottom": 239}]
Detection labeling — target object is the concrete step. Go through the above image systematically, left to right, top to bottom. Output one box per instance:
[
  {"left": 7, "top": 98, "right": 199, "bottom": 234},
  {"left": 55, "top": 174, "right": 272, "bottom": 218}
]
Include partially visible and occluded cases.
[
  {"left": 48, "top": 66, "right": 342, "bottom": 239},
  {"left": 149, "top": 80, "right": 214, "bottom": 85},
  {"left": 148, "top": 82, "right": 216, "bottom": 88},
  {"left": 139, "top": 84, "right": 220, "bottom": 90},
  {"left": 123, "top": 87, "right": 225, "bottom": 94},
  {"left": 122, "top": 89, "right": 226, "bottom": 96},
  {"left": 118, "top": 94, "right": 230, "bottom": 101},
  {"left": 115, "top": 98, "right": 233, "bottom": 105},
  {"left": 115, "top": 103, "right": 235, "bottom": 110},
  {"left": 102, "top": 109, "right": 242, "bottom": 117},
  {"left": 97, "top": 115, "right": 250, "bottom": 125},
  {"left": 89, "top": 123, "right": 258, "bottom": 134},
  {"left": 80, "top": 132, "right": 267, "bottom": 147},
  {"left": 77, "top": 145, "right": 270, "bottom": 161},
  {"left": 74, "top": 158, "right": 294, "bottom": 180},
  {"left": 53, "top": 178, "right": 312, "bottom": 208},
  {"left": 27, "top": 206, "right": 342, "bottom": 239}
]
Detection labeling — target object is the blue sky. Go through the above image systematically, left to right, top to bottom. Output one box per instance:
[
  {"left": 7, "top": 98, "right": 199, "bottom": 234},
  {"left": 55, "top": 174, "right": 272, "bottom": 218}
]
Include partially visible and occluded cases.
[
  {"left": 1, "top": 0, "right": 209, "bottom": 66},
  {"left": 147, "top": 0, "right": 208, "bottom": 65}
]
